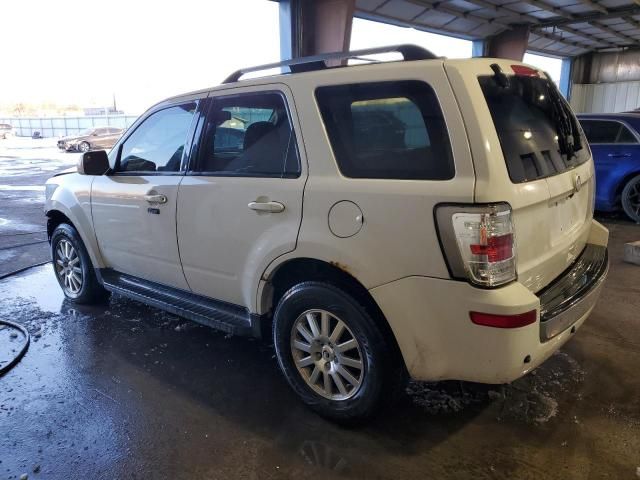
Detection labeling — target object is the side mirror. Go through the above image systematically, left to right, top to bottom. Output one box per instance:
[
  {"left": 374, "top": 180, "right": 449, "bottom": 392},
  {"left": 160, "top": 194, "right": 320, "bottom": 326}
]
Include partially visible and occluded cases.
[{"left": 78, "top": 150, "right": 110, "bottom": 175}]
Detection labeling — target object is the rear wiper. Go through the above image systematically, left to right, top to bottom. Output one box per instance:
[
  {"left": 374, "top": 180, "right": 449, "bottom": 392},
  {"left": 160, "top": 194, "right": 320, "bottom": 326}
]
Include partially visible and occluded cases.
[{"left": 546, "top": 80, "right": 582, "bottom": 159}]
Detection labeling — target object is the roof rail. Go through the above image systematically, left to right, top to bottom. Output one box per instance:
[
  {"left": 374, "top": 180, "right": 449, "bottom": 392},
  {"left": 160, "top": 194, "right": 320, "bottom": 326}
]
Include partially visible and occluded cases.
[{"left": 222, "top": 44, "right": 437, "bottom": 84}]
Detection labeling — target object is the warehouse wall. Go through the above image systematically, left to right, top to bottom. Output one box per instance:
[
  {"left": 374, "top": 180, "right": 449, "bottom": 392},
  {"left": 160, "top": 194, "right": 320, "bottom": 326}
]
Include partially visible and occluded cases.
[
  {"left": 569, "top": 49, "right": 640, "bottom": 113},
  {"left": 570, "top": 81, "right": 640, "bottom": 113}
]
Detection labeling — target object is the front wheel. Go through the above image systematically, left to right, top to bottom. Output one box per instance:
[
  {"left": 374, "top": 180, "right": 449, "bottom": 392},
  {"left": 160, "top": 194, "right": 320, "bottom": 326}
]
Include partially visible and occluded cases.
[
  {"left": 78, "top": 141, "right": 91, "bottom": 153},
  {"left": 621, "top": 174, "right": 640, "bottom": 223},
  {"left": 51, "top": 223, "right": 109, "bottom": 304},
  {"left": 272, "top": 282, "right": 399, "bottom": 423}
]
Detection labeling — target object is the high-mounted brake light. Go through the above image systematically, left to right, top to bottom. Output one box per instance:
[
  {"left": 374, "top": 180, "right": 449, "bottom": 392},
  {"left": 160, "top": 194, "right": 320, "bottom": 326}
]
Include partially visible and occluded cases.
[
  {"left": 511, "top": 65, "right": 539, "bottom": 77},
  {"left": 435, "top": 203, "right": 517, "bottom": 287}
]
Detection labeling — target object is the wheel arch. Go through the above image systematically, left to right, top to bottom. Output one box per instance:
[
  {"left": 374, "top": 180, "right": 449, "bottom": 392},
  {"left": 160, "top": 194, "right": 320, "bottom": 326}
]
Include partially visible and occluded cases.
[
  {"left": 45, "top": 204, "right": 105, "bottom": 269},
  {"left": 46, "top": 209, "right": 74, "bottom": 240},
  {"left": 261, "top": 257, "right": 405, "bottom": 368}
]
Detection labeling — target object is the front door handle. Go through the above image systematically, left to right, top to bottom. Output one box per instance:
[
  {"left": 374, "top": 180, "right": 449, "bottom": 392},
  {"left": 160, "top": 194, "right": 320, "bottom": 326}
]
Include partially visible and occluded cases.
[
  {"left": 607, "top": 153, "right": 632, "bottom": 158},
  {"left": 144, "top": 194, "right": 168, "bottom": 204},
  {"left": 248, "top": 201, "right": 285, "bottom": 213}
]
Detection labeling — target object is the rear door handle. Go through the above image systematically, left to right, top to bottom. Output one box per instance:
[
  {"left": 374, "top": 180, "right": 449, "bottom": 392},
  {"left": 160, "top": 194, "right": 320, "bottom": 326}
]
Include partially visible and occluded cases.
[
  {"left": 144, "top": 194, "right": 168, "bottom": 204},
  {"left": 248, "top": 201, "right": 285, "bottom": 213}
]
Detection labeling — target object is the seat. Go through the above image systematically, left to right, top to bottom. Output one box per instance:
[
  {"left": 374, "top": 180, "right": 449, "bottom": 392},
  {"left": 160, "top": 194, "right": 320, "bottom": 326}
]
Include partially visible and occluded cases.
[{"left": 224, "top": 121, "right": 285, "bottom": 175}]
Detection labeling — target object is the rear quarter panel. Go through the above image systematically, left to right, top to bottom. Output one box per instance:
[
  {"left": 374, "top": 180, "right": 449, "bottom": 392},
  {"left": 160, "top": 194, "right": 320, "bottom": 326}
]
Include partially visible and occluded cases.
[{"left": 261, "top": 60, "right": 476, "bottom": 301}]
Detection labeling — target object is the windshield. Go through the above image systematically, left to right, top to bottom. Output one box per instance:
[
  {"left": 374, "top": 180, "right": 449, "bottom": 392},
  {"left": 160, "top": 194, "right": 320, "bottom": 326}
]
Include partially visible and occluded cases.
[
  {"left": 479, "top": 72, "right": 589, "bottom": 183},
  {"left": 80, "top": 128, "right": 95, "bottom": 136}
]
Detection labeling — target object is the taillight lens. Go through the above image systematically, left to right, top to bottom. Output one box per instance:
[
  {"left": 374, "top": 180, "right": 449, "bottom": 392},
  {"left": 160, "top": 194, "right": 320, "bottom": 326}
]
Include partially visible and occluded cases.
[{"left": 436, "top": 203, "right": 517, "bottom": 287}]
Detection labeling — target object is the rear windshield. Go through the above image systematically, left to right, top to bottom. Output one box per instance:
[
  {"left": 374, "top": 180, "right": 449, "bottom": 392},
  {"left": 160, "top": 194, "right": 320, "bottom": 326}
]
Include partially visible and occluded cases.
[
  {"left": 479, "top": 73, "right": 589, "bottom": 183},
  {"left": 316, "top": 81, "right": 454, "bottom": 180}
]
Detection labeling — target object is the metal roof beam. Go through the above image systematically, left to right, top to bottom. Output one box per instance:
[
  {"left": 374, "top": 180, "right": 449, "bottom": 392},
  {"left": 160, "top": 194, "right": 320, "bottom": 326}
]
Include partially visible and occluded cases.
[
  {"left": 359, "top": 0, "right": 638, "bottom": 52},
  {"left": 445, "top": 0, "right": 620, "bottom": 48},
  {"left": 518, "top": 0, "right": 638, "bottom": 46},
  {"left": 518, "top": 0, "right": 575, "bottom": 19},
  {"left": 536, "top": 6, "right": 640, "bottom": 27},
  {"left": 587, "top": 21, "right": 638, "bottom": 44},
  {"left": 547, "top": 24, "right": 619, "bottom": 47},
  {"left": 532, "top": 30, "right": 597, "bottom": 50}
]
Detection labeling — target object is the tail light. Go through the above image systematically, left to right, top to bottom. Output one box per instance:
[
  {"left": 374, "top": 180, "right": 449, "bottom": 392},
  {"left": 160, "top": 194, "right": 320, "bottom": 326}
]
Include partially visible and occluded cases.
[{"left": 435, "top": 203, "right": 516, "bottom": 287}]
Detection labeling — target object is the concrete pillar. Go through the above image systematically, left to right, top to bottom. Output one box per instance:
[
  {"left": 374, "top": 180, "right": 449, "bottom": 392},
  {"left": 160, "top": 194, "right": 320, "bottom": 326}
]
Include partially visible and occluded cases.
[
  {"left": 279, "top": 0, "right": 355, "bottom": 59},
  {"left": 486, "top": 25, "right": 530, "bottom": 61}
]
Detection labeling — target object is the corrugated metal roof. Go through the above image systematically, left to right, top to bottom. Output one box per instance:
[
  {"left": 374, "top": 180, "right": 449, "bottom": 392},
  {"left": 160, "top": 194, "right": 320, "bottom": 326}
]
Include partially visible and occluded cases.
[{"left": 355, "top": 0, "right": 640, "bottom": 56}]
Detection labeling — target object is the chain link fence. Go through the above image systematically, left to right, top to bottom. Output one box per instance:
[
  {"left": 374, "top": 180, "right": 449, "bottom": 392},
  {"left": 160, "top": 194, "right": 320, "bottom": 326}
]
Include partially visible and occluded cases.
[{"left": 0, "top": 115, "right": 139, "bottom": 138}]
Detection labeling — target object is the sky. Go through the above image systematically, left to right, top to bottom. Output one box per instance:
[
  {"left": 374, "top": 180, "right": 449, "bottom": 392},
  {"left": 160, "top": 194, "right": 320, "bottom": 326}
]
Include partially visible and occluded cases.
[{"left": 1, "top": 0, "right": 562, "bottom": 115}]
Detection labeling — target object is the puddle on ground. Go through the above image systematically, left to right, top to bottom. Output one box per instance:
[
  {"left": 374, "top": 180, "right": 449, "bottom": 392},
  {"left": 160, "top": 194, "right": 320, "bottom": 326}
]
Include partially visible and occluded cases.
[{"left": 0, "top": 264, "right": 63, "bottom": 313}]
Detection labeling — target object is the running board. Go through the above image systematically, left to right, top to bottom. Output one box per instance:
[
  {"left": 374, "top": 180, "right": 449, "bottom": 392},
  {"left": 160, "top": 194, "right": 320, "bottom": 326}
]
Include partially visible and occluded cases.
[{"left": 98, "top": 269, "right": 259, "bottom": 337}]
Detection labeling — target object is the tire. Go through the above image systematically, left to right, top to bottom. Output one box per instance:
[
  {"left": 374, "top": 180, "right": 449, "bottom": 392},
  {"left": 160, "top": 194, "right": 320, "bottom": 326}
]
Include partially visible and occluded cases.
[
  {"left": 79, "top": 141, "right": 91, "bottom": 153},
  {"left": 621, "top": 174, "right": 640, "bottom": 223},
  {"left": 51, "top": 223, "right": 109, "bottom": 304},
  {"left": 272, "top": 281, "right": 398, "bottom": 423}
]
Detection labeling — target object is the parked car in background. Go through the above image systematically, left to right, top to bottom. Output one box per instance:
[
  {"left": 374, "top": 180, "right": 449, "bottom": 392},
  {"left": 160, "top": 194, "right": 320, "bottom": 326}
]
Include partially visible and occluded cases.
[
  {"left": 578, "top": 113, "right": 640, "bottom": 222},
  {"left": 0, "top": 123, "right": 14, "bottom": 139},
  {"left": 57, "top": 127, "right": 123, "bottom": 153}
]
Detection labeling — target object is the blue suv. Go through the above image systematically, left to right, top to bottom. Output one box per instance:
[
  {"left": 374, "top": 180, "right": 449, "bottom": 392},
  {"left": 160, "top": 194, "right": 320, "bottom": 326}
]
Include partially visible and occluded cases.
[{"left": 578, "top": 113, "right": 640, "bottom": 222}]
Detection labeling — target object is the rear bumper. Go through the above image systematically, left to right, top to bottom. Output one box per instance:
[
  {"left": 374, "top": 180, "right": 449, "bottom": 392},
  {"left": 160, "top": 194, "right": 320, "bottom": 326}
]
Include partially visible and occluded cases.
[
  {"left": 370, "top": 225, "right": 608, "bottom": 384},
  {"left": 538, "top": 244, "right": 608, "bottom": 342}
]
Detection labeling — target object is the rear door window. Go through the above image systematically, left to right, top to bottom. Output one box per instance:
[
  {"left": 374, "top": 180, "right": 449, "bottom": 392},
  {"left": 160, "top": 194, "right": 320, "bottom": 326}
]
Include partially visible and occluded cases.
[
  {"left": 479, "top": 74, "right": 589, "bottom": 183},
  {"left": 315, "top": 81, "right": 454, "bottom": 180},
  {"left": 195, "top": 92, "right": 300, "bottom": 178},
  {"left": 579, "top": 119, "right": 639, "bottom": 144},
  {"left": 580, "top": 120, "right": 620, "bottom": 144}
]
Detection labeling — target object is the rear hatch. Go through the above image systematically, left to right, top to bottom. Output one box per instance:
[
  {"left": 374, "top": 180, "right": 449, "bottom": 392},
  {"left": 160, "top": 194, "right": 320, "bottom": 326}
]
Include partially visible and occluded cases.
[{"left": 445, "top": 59, "right": 594, "bottom": 293}]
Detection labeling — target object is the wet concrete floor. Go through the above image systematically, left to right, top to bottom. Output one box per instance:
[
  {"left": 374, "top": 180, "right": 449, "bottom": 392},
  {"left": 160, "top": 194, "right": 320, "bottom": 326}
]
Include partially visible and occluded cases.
[
  {"left": 0, "top": 137, "right": 78, "bottom": 277},
  {"left": 0, "top": 220, "right": 638, "bottom": 480}
]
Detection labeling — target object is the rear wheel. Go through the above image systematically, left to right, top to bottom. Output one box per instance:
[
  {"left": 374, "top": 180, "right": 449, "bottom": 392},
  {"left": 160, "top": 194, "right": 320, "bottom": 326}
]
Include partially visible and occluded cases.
[
  {"left": 621, "top": 174, "right": 640, "bottom": 223},
  {"left": 51, "top": 223, "right": 109, "bottom": 304},
  {"left": 272, "top": 282, "right": 399, "bottom": 423}
]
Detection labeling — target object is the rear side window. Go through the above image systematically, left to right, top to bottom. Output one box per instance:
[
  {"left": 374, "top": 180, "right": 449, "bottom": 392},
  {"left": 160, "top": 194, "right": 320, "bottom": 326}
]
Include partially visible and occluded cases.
[
  {"left": 479, "top": 74, "right": 589, "bottom": 183},
  {"left": 315, "top": 81, "right": 454, "bottom": 180},
  {"left": 580, "top": 119, "right": 638, "bottom": 144},
  {"left": 580, "top": 120, "right": 620, "bottom": 143},
  {"left": 618, "top": 124, "right": 638, "bottom": 143}
]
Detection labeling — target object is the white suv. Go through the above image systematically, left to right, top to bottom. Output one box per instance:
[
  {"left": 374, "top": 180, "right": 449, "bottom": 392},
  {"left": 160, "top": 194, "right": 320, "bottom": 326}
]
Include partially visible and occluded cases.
[{"left": 44, "top": 45, "right": 609, "bottom": 422}]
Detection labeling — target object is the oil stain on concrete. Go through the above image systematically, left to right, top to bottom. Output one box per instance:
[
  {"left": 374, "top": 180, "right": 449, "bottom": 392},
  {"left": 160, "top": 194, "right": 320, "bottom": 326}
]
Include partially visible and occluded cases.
[{"left": 0, "top": 221, "right": 639, "bottom": 479}]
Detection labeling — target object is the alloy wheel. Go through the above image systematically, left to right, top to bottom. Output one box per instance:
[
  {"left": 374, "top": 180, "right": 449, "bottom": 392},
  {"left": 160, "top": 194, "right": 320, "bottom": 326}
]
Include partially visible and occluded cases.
[
  {"left": 625, "top": 181, "right": 640, "bottom": 219},
  {"left": 54, "top": 238, "right": 83, "bottom": 295},
  {"left": 290, "top": 309, "right": 364, "bottom": 401}
]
